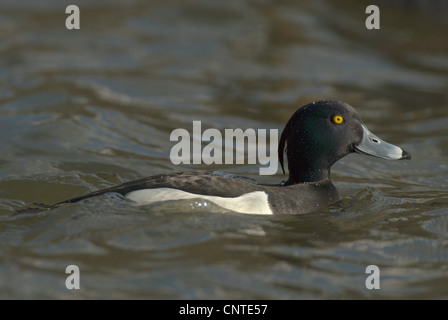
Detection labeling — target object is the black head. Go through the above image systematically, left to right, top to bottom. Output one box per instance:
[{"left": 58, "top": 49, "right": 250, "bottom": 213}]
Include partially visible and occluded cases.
[{"left": 279, "top": 100, "right": 410, "bottom": 184}]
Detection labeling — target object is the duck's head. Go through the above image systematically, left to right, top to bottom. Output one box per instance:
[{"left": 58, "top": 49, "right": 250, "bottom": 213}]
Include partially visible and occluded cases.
[{"left": 279, "top": 100, "right": 411, "bottom": 184}]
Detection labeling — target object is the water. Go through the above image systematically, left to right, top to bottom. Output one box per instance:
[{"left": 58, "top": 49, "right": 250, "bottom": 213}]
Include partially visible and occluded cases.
[{"left": 0, "top": 0, "right": 448, "bottom": 299}]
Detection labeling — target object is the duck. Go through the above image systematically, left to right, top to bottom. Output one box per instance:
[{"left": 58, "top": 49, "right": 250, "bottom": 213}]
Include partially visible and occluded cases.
[{"left": 25, "top": 100, "right": 411, "bottom": 215}]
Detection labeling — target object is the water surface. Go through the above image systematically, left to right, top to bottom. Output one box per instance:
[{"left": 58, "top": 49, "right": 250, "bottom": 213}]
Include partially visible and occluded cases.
[{"left": 0, "top": 0, "right": 448, "bottom": 299}]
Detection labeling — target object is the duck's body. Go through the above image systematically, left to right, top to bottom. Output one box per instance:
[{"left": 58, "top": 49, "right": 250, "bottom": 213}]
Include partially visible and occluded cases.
[
  {"left": 24, "top": 100, "right": 411, "bottom": 215},
  {"left": 56, "top": 171, "right": 339, "bottom": 215}
]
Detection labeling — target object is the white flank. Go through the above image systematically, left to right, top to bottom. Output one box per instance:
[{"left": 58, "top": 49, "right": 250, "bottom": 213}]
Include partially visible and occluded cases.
[{"left": 125, "top": 188, "right": 273, "bottom": 215}]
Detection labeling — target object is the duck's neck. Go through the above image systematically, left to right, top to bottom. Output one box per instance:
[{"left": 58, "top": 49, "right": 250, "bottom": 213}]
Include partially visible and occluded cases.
[{"left": 286, "top": 163, "right": 331, "bottom": 185}]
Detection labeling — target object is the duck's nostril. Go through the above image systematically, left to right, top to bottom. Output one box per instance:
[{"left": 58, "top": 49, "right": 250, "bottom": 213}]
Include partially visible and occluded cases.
[{"left": 371, "top": 138, "right": 379, "bottom": 143}]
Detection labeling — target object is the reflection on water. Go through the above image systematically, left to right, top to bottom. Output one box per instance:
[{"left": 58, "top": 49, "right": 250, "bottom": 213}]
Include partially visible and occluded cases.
[{"left": 0, "top": 0, "right": 448, "bottom": 299}]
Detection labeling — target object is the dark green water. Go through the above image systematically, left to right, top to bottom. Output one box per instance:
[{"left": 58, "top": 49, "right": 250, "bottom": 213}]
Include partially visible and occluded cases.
[{"left": 0, "top": 0, "right": 447, "bottom": 299}]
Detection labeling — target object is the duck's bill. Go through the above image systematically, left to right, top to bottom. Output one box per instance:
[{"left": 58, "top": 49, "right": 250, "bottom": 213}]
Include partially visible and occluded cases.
[{"left": 354, "top": 124, "right": 411, "bottom": 160}]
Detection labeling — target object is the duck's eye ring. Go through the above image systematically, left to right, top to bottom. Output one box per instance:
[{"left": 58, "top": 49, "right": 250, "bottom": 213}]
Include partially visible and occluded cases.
[{"left": 332, "top": 115, "right": 344, "bottom": 124}]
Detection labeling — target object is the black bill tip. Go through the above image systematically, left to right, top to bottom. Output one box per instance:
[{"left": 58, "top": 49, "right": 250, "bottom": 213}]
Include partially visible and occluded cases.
[{"left": 401, "top": 149, "right": 411, "bottom": 160}]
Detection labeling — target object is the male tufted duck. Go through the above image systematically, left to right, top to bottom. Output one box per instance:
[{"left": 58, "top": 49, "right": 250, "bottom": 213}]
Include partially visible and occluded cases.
[{"left": 24, "top": 100, "right": 411, "bottom": 215}]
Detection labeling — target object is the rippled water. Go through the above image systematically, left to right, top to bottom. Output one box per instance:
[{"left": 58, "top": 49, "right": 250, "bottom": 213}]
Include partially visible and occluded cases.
[{"left": 1, "top": 0, "right": 448, "bottom": 299}]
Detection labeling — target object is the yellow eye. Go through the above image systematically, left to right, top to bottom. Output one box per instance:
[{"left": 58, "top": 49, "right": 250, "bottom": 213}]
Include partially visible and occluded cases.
[{"left": 333, "top": 115, "right": 344, "bottom": 124}]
